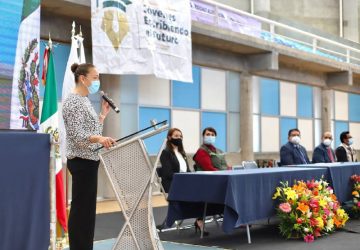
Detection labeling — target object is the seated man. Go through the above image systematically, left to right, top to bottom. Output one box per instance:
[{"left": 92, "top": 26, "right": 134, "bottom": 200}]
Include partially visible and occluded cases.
[
  {"left": 193, "top": 127, "right": 229, "bottom": 171},
  {"left": 280, "top": 128, "right": 310, "bottom": 166},
  {"left": 312, "top": 131, "right": 336, "bottom": 163},
  {"left": 335, "top": 131, "right": 357, "bottom": 162}
]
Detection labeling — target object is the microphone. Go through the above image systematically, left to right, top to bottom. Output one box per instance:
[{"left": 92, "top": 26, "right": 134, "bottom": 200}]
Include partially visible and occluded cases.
[
  {"left": 100, "top": 91, "right": 120, "bottom": 113},
  {"left": 150, "top": 119, "right": 158, "bottom": 130}
]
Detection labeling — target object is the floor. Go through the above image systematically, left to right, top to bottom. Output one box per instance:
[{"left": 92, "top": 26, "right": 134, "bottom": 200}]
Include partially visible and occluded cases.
[
  {"left": 57, "top": 196, "right": 360, "bottom": 250},
  {"left": 93, "top": 199, "right": 360, "bottom": 250}
]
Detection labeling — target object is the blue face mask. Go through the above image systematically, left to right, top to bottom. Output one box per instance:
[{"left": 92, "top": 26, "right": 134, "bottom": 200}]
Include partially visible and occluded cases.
[
  {"left": 87, "top": 80, "right": 100, "bottom": 94},
  {"left": 204, "top": 136, "right": 216, "bottom": 145},
  {"left": 348, "top": 138, "right": 354, "bottom": 145}
]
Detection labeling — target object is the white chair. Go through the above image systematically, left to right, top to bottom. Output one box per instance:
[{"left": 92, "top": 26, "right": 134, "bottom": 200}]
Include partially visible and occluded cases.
[
  {"left": 242, "top": 161, "right": 258, "bottom": 169},
  {"left": 232, "top": 164, "right": 245, "bottom": 170}
]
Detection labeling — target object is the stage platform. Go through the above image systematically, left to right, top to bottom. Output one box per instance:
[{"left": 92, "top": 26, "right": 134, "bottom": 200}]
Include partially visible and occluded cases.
[
  {"left": 91, "top": 201, "right": 360, "bottom": 250},
  {"left": 64, "top": 239, "right": 225, "bottom": 250}
]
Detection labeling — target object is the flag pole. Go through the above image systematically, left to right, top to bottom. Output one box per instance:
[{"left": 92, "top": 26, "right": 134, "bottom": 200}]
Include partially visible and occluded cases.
[
  {"left": 65, "top": 21, "right": 76, "bottom": 216},
  {"left": 63, "top": 22, "right": 77, "bottom": 249},
  {"left": 48, "top": 33, "right": 57, "bottom": 250}
]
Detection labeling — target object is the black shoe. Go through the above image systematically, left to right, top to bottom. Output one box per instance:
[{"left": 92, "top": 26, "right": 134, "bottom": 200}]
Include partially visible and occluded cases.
[{"left": 156, "top": 221, "right": 166, "bottom": 232}]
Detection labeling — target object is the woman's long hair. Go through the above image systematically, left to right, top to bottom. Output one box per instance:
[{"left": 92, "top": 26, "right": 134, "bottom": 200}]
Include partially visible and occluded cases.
[{"left": 166, "top": 128, "right": 186, "bottom": 159}]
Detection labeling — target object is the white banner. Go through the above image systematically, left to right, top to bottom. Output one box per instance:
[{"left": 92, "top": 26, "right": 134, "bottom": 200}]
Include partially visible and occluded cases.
[{"left": 91, "top": 0, "right": 192, "bottom": 82}]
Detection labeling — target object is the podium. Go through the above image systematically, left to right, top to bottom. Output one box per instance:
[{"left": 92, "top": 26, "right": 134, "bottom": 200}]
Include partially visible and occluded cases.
[{"left": 99, "top": 123, "right": 168, "bottom": 250}]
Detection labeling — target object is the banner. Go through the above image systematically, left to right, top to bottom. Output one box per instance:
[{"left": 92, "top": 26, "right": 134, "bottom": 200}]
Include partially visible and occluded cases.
[
  {"left": 9, "top": 0, "right": 41, "bottom": 130},
  {"left": 91, "top": 0, "right": 192, "bottom": 82},
  {"left": 190, "top": 0, "right": 261, "bottom": 38}
]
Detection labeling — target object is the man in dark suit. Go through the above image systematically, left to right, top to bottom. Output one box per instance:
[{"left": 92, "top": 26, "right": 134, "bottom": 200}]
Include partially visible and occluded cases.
[
  {"left": 280, "top": 128, "right": 311, "bottom": 166},
  {"left": 312, "top": 131, "right": 336, "bottom": 163}
]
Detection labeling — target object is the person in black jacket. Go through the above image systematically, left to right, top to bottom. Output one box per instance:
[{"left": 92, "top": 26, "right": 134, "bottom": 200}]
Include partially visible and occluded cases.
[
  {"left": 159, "top": 128, "right": 190, "bottom": 193},
  {"left": 335, "top": 131, "right": 357, "bottom": 162}
]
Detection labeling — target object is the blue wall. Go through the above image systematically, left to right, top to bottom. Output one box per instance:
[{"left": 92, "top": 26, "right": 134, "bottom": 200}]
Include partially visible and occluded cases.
[
  {"left": 260, "top": 78, "right": 279, "bottom": 116},
  {"left": 297, "top": 84, "right": 313, "bottom": 118},
  {"left": 139, "top": 107, "right": 170, "bottom": 155}
]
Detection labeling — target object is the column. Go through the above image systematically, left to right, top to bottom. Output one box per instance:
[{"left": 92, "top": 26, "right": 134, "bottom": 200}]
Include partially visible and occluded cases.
[
  {"left": 254, "top": 0, "right": 271, "bottom": 16},
  {"left": 343, "top": 0, "right": 359, "bottom": 42},
  {"left": 240, "top": 72, "right": 254, "bottom": 161},
  {"left": 98, "top": 74, "right": 121, "bottom": 199},
  {"left": 321, "top": 88, "right": 333, "bottom": 134}
]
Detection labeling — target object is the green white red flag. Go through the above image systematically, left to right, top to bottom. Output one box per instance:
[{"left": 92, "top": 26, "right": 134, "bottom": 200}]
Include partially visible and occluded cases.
[
  {"left": 10, "top": 0, "right": 41, "bottom": 130},
  {"left": 40, "top": 46, "right": 68, "bottom": 232}
]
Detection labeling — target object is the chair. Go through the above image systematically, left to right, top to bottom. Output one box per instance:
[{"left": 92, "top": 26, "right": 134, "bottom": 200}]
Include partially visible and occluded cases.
[
  {"left": 242, "top": 161, "right": 258, "bottom": 169},
  {"left": 232, "top": 164, "right": 245, "bottom": 170}
]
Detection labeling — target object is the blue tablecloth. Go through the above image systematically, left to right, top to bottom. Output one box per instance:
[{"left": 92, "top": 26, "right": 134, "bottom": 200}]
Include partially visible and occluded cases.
[
  {"left": 0, "top": 131, "right": 50, "bottom": 250},
  {"left": 287, "top": 162, "right": 360, "bottom": 203},
  {"left": 166, "top": 167, "right": 328, "bottom": 233}
]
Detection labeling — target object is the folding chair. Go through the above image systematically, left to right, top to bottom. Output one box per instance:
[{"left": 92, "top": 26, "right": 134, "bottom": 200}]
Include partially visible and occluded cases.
[{"left": 242, "top": 161, "right": 258, "bottom": 169}]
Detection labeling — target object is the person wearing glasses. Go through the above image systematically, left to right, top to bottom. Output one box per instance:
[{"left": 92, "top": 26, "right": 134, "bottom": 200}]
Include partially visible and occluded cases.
[
  {"left": 280, "top": 128, "right": 310, "bottom": 166},
  {"left": 312, "top": 131, "right": 336, "bottom": 163},
  {"left": 335, "top": 131, "right": 357, "bottom": 162}
]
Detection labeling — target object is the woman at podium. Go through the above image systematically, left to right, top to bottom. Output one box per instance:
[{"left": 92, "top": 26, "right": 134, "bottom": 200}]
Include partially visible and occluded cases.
[{"left": 62, "top": 63, "right": 116, "bottom": 250}]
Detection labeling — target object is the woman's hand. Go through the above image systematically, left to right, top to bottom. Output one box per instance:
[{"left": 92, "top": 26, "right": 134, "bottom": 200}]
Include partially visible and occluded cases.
[
  {"left": 99, "top": 100, "right": 111, "bottom": 122},
  {"left": 101, "top": 100, "right": 111, "bottom": 116},
  {"left": 98, "top": 136, "right": 116, "bottom": 149}
]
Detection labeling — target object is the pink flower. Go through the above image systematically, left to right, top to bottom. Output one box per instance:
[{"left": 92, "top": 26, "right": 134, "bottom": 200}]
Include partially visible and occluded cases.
[
  {"left": 307, "top": 180, "right": 317, "bottom": 189},
  {"left": 309, "top": 198, "right": 319, "bottom": 208},
  {"left": 279, "top": 202, "right": 292, "bottom": 213},
  {"left": 357, "top": 202, "right": 360, "bottom": 208},
  {"left": 324, "top": 208, "right": 330, "bottom": 216},
  {"left": 304, "top": 234, "right": 314, "bottom": 243}
]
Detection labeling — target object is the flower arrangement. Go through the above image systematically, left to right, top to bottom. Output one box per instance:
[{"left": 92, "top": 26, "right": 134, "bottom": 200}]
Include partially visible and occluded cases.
[
  {"left": 350, "top": 174, "right": 360, "bottom": 218},
  {"left": 273, "top": 179, "right": 349, "bottom": 243}
]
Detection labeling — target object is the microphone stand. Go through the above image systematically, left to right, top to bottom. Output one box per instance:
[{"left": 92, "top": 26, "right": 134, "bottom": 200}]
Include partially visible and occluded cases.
[{"left": 94, "top": 120, "right": 167, "bottom": 152}]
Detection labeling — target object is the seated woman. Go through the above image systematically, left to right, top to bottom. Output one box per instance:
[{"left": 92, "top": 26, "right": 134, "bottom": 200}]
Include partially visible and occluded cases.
[
  {"left": 191, "top": 127, "right": 230, "bottom": 236},
  {"left": 193, "top": 127, "right": 230, "bottom": 171},
  {"left": 159, "top": 128, "right": 190, "bottom": 193}
]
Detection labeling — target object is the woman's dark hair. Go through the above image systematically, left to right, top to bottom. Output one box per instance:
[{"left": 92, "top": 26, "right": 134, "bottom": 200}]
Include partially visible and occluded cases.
[
  {"left": 71, "top": 63, "right": 95, "bottom": 83},
  {"left": 202, "top": 127, "right": 217, "bottom": 136},
  {"left": 166, "top": 128, "right": 186, "bottom": 158},
  {"left": 340, "top": 131, "right": 350, "bottom": 143}
]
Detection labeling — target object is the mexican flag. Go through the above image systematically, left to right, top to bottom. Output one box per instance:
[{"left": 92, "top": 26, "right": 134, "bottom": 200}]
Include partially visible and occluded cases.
[
  {"left": 10, "top": 0, "right": 41, "bottom": 130},
  {"left": 40, "top": 47, "right": 68, "bottom": 232}
]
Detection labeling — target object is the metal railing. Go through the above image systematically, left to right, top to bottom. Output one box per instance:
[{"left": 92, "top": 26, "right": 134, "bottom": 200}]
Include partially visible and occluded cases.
[{"left": 191, "top": 0, "right": 360, "bottom": 66}]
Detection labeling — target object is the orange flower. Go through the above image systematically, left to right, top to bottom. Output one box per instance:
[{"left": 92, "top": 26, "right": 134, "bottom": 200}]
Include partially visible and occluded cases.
[
  {"left": 293, "top": 183, "right": 306, "bottom": 194},
  {"left": 330, "top": 194, "right": 338, "bottom": 201},
  {"left": 297, "top": 202, "right": 310, "bottom": 214},
  {"left": 333, "top": 217, "right": 342, "bottom": 228}
]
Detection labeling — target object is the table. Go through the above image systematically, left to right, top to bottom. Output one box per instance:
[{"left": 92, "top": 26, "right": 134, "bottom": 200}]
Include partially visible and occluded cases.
[
  {"left": 0, "top": 131, "right": 50, "bottom": 250},
  {"left": 288, "top": 162, "right": 360, "bottom": 203},
  {"left": 166, "top": 167, "right": 328, "bottom": 234}
]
